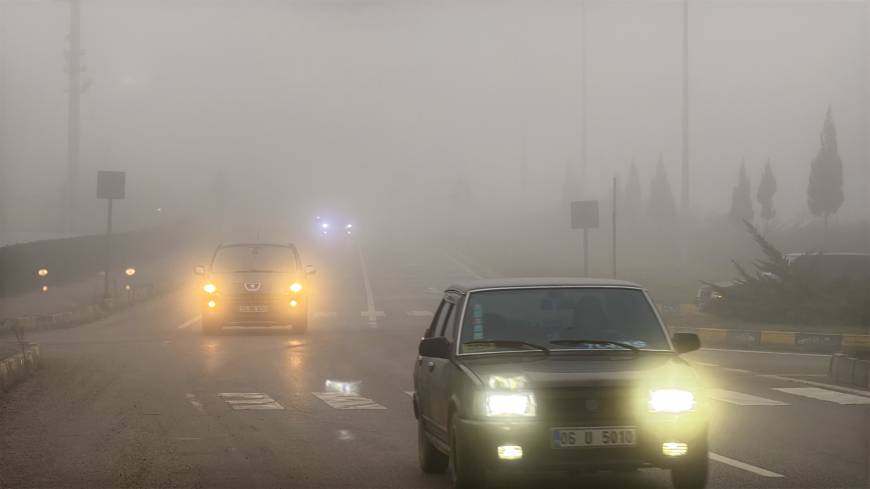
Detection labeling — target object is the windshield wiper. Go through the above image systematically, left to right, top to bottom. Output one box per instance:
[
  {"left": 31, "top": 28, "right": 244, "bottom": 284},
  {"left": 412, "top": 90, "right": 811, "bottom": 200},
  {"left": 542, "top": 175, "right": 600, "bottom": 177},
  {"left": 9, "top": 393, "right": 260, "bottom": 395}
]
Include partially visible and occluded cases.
[
  {"left": 464, "top": 339, "right": 550, "bottom": 355},
  {"left": 549, "top": 339, "right": 640, "bottom": 353}
]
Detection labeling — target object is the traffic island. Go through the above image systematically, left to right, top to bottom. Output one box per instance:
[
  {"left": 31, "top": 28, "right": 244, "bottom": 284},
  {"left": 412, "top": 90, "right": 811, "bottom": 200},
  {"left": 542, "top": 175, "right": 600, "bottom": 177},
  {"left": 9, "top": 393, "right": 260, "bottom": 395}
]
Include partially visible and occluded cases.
[
  {"left": 0, "top": 342, "right": 41, "bottom": 394},
  {"left": 829, "top": 353, "right": 870, "bottom": 389}
]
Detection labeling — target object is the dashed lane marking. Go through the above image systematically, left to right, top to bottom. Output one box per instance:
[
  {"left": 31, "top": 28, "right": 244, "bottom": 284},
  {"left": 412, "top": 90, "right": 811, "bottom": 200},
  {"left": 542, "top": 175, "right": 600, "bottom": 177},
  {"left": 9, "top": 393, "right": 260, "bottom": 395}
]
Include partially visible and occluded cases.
[
  {"left": 314, "top": 311, "right": 337, "bottom": 319},
  {"left": 407, "top": 311, "right": 434, "bottom": 317},
  {"left": 177, "top": 316, "right": 201, "bottom": 329},
  {"left": 690, "top": 361, "right": 719, "bottom": 368},
  {"left": 722, "top": 368, "right": 751, "bottom": 374},
  {"left": 773, "top": 387, "right": 870, "bottom": 405},
  {"left": 709, "top": 389, "right": 789, "bottom": 406},
  {"left": 404, "top": 391, "right": 415, "bottom": 397},
  {"left": 313, "top": 392, "right": 387, "bottom": 410},
  {"left": 186, "top": 393, "right": 205, "bottom": 413},
  {"left": 218, "top": 393, "right": 284, "bottom": 410},
  {"left": 709, "top": 452, "right": 784, "bottom": 478}
]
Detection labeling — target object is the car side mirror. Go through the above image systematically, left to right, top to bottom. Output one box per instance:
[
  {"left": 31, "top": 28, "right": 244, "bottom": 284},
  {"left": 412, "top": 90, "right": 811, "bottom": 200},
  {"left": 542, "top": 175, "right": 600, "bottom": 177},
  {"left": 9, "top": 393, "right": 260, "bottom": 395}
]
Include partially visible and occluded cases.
[
  {"left": 194, "top": 265, "right": 206, "bottom": 276},
  {"left": 304, "top": 265, "right": 317, "bottom": 276},
  {"left": 672, "top": 333, "right": 701, "bottom": 354},
  {"left": 419, "top": 337, "right": 450, "bottom": 359}
]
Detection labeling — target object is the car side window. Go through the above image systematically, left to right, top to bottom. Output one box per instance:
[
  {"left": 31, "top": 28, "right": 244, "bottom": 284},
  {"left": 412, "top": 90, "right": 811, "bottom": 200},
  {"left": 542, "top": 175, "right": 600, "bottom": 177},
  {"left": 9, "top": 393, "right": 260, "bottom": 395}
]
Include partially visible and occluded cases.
[
  {"left": 425, "top": 300, "right": 447, "bottom": 339},
  {"left": 437, "top": 302, "right": 455, "bottom": 338}
]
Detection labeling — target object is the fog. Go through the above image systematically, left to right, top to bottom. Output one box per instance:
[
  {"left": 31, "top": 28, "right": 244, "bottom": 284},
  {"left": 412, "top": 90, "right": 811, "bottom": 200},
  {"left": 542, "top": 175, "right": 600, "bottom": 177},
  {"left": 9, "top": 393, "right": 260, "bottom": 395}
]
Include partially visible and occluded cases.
[{"left": 0, "top": 0, "right": 867, "bottom": 245}]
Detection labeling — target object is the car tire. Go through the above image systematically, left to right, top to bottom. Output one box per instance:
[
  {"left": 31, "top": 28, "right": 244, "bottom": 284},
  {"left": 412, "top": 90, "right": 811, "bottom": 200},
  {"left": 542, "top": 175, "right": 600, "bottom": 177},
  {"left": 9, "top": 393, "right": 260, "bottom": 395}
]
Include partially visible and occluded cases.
[
  {"left": 201, "top": 317, "right": 221, "bottom": 336},
  {"left": 450, "top": 416, "right": 486, "bottom": 489},
  {"left": 418, "top": 419, "right": 448, "bottom": 474},
  {"left": 670, "top": 448, "right": 709, "bottom": 489}
]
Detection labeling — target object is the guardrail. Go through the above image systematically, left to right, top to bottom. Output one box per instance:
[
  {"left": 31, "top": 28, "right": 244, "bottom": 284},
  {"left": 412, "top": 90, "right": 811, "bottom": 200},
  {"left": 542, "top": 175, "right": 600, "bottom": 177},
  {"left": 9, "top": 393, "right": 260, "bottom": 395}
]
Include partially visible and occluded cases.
[{"left": 668, "top": 326, "right": 869, "bottom": 354}]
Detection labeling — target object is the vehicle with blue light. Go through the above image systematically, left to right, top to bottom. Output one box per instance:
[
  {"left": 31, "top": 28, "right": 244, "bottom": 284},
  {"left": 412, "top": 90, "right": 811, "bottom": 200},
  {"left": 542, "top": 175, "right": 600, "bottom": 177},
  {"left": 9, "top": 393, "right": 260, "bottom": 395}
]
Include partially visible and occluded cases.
[
  {"left": 315, "top": 214, "right": 355, "bottom": 237},
  {"left": 195, "top": 243, "right": 315, "bottom": 335},
  {"left": 412, "top": 278, "right": 708, "bottom": 489}
]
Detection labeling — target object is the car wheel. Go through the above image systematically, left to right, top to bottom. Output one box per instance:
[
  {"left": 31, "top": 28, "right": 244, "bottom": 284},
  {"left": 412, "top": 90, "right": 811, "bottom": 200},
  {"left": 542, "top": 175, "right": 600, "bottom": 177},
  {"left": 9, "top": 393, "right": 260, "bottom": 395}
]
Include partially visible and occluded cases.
[
  {"left": 201, "top": 317, "right": 221, "bottom": 336},
  {"left": 450, "top": 416, "right": 486, "bottom": 489},
  {"left": 418, "top": 419, "right": 448, "bottom": 474},
  {"left": 670, "top": 448, "right": 709, "bottom": 489}
]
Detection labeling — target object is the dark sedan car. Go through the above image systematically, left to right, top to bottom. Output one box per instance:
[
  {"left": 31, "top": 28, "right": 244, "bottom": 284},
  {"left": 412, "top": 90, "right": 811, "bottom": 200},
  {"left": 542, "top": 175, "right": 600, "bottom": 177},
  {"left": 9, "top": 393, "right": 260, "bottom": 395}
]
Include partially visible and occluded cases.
[
  {"left": 196, "top": 243, "right": 314, "bottom": 335},
  {"left": 413, "top": 278, "right": 708, "bottom": 489}
]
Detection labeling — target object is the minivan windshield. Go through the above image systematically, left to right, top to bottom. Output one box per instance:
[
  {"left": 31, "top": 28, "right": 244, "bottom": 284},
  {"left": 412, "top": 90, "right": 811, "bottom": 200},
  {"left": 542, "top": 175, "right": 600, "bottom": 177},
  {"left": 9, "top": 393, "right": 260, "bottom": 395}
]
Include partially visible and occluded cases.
[
  {"left": 211, "top": 246, "right": 297, "bottom": 273},
  {"left": 458, "top": 288, "right": 669, "bottom": 354}
]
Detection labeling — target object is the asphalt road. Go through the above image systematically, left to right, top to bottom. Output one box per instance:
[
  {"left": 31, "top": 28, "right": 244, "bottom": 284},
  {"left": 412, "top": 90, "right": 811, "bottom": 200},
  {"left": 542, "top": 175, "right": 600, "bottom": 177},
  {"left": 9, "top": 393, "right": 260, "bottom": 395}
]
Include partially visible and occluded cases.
[{"left": 1, "top": 235, "right": 868, "bottom": 488}]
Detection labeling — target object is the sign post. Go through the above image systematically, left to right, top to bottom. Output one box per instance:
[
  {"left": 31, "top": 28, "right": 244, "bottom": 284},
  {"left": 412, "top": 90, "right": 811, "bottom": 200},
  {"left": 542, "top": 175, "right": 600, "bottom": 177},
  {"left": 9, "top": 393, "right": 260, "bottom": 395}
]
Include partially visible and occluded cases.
[
  {"left": 97, "top": 171, "right": 125, "bottom": 303},
  {"left": 571, "top": 200, "right": 599, "bottom": 276}
]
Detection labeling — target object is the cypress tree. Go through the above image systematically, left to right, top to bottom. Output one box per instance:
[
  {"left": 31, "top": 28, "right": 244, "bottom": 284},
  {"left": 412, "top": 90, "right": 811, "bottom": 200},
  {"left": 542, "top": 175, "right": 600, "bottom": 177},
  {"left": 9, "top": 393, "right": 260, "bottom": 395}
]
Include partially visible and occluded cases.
[
  {"left": 807, "top": 106, "right": 844, "bottom": 229},
  {"left": 729, "top": 160, "right": 753, "bottom": 224}
]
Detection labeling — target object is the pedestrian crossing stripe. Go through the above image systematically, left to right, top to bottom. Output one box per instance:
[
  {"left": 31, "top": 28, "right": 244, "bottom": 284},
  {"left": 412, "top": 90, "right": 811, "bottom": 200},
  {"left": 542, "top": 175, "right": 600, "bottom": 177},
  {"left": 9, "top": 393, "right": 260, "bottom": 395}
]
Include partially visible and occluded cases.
[
  {"left": 773, "top": 387, "right": 870, "bottom": 405},
  {"left": 709, "top": 389, "right": 789, "bottom": 406},
  {"left": 313, "top": 392, "right": 387, "bottom": 410},
  {"left": 218, "top": 393, "right": 284, "bottom": 410}
]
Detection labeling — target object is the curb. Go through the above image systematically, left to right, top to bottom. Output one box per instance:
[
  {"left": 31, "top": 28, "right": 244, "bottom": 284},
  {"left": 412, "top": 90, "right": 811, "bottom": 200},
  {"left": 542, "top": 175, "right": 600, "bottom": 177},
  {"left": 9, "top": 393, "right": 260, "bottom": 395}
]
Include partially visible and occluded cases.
[
  {"left": 669, "top": 326, "right": 865, "bottom": 354},
  {"left": 0, "top": 343, "right": 41, "bottom": 393},
  {"left": 829, "top": 353, "right": 870, "bottom": 389}
]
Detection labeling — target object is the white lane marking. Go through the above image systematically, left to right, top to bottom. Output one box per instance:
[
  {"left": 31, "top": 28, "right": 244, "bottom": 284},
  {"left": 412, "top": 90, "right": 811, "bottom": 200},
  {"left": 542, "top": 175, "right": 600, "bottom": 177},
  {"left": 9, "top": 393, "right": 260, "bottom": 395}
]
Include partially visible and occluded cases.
[
  {"left": 356, "top": 244, "right": 385, "bottom": 327},
  {"left": 445, "top": 252, "right": 484, "bottom": 279},
  {"left": 425, "top": 287, "right": 442, "bottom": 295},
  {"left": 407, "top": 310, "right": 434, "bottom": 317},
  {"left": 314, "top": 311, "right": 337, "bottom": 319},
  {"left": 177, "top": 315, "right": 201, "bottom": 329},
  {"left": 701, "top": 348, "right": 830, "bottom": 358},
  {"left": 690, "top": 361, "right": 719, "bottom": 368},
  {"left": 722, "top": 368, "right": 751, "bottom": 374},
  {"left": 759, "top": 375, "right": 870, "bottom": 397},
  {"left": 773, "top": 387, "right": 870, "bottom": 405},
  {"left": 709, "top": 389, "right": 789, "bottom": 406},
  {"left": 404, "top": 391, "right": 415, "bottom": 397},
  {"left": 218, "top": 392, "right": 284, "bottom": 410},
  {"left": 313, "top": 392, "right": 387, "bottom": 410},
  {"left": 186, "top": 393, "right": 205, "bottom": 413},
  {"left": 174, "top": 437, "right": 202, "bottom": 441},
  {"left": 709, "top": 452, "right": 784, "bottom": 478}
]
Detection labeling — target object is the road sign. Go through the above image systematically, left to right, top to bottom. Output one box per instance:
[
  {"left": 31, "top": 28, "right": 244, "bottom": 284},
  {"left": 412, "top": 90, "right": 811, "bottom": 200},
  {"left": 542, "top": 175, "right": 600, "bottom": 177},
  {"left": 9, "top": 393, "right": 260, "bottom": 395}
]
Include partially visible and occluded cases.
[
  {"left": 97, "top": 171, "right": 125, "bottom": 200},
  {"left": 571, "top": 200, "right": 599, "bottom": 229}
]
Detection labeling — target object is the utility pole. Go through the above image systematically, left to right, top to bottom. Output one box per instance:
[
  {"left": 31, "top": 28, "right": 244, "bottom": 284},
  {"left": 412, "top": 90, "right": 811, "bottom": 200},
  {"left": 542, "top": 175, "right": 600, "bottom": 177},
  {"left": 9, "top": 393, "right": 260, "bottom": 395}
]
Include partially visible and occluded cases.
[
  {"left": 64, "top": 0, "right": 82, "bottom": 234},
  {"left": 579, "top": 0, "right": 587, "bottom": 197},
  {"left": 680, "top": 0, "right": 690, "bottom": 213},
  {"left": 0, "top": 1, "right": 8, "bottom": 239},
  {"left": 612, "top": 176, "right": 617, "bottom": 278}
]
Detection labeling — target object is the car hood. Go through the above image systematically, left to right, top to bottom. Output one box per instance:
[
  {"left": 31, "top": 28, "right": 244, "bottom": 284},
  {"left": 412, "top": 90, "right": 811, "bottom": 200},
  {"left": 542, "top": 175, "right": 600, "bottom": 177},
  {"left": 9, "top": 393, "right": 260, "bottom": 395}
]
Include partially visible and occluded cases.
[
  {"left": 208, "top": 272, "right": 301, "bottom": 295},
  {"left": 458, "top": 352, "right": 699, "bottom": 390}
]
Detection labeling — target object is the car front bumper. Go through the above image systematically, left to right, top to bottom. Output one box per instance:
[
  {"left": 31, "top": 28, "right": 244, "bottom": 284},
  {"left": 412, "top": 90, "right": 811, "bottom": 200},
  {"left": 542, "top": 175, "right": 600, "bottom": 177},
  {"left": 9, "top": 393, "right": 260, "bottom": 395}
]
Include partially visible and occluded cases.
[
  {"left": 202, "top": 294, "right": 307, "bottom": 326},
  {"left": 454, "top": 413, "right": 707, "bottom": 472}
]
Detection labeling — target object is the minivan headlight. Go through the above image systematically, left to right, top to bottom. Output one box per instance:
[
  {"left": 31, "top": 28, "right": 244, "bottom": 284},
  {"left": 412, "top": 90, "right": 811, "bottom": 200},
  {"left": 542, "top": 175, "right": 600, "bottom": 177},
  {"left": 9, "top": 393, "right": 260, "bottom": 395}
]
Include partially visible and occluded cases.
[
  {"left": 648, "top": 389, "right": 696, "bottom": 413},
  {"left": 485, "top": 393, "right": 536, "bottom": 417}
]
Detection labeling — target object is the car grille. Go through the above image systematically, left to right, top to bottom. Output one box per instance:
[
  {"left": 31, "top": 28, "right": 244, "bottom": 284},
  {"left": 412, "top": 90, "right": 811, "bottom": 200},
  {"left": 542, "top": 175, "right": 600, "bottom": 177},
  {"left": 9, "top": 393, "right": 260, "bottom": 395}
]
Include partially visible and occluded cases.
[{"left": 536, "top": 386, "right": 640, "bottom": 423}]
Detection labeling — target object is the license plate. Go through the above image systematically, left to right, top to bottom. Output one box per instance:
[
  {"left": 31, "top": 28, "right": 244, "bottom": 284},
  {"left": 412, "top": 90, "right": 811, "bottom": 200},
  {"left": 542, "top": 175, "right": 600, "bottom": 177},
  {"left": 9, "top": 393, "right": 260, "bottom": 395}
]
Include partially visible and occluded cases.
[
  {"left": 239, "top": 305, "right": 269, "bottom": 313},
  {"left": 552, "top": 427, "right": 637, "bottom": 448}
]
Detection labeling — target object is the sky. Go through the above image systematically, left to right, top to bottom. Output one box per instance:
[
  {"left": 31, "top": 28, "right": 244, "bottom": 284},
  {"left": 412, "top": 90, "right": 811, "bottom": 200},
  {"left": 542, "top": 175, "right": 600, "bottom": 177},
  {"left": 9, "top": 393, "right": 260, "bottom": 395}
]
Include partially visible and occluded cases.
[{"left": 0, "top": 0, "right": 867, "bottom": 239}]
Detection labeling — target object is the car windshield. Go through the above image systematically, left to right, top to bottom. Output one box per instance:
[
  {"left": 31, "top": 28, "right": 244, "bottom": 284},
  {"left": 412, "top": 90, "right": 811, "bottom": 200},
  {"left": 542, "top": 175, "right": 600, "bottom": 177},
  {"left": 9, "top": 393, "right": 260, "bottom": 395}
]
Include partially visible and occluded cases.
[
  {"left": 211, "top": 246, "right": 296, "bottom": 273},
  {"left": 459, "top": 288, "right": 669, "bottom": 354}
]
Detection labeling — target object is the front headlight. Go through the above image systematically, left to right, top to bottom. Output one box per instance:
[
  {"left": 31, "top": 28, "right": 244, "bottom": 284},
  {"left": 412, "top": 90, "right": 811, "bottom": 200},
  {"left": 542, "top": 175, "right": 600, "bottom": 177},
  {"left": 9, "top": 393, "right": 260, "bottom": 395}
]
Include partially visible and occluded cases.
[
  {"left": 289, "top": 282, "right": 303, "bottom": 293},
  {"left": 203, "top": 283, "right": 217, "bottom": 294},
  {"left": 648, "top": 389, "right": 696, "bottom": 413},
  {"left": 485, "top": 393, "right": 536, "bottom": 417}
]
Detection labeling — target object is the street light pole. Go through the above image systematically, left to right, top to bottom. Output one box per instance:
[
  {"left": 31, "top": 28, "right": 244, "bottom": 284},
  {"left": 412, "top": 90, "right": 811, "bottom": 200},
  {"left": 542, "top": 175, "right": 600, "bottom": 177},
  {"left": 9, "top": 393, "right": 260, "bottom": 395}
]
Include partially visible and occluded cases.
[
  {"left": 65, "top": 0, "right": 82, "bottom": 234},
  {"left": 580, "top": 0, "right": 587, "bottom": 197},
  {"left": 680, "top": 0, "right": 690, "bottom": 213}
]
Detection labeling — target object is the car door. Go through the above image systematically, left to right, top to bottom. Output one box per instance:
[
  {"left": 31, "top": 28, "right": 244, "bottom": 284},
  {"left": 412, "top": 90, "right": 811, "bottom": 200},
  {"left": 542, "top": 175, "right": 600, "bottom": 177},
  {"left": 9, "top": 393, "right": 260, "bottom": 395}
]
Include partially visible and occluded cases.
[
  {"left": 428, "top": 294, "right": 461, "bottom": 442},
  {"left": 415, "top": 299, "right": 446, "bottom": 427}
]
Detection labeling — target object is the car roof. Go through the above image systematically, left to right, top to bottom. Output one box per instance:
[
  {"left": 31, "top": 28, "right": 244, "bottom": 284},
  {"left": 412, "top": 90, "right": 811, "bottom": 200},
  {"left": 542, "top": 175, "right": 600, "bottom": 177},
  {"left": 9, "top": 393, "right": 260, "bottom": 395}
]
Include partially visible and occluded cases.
[
  {"left": 784, "top": 252, "right": 870, "bottom": 257},
  {"left": 445, "top": 277, "right": 644, "bottom": 294}
]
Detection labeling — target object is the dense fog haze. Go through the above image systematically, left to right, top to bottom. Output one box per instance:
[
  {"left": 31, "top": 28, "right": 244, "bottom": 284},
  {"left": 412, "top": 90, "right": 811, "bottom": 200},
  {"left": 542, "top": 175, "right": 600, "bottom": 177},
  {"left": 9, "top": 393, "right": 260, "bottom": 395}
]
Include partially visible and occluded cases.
[{"left": 0, "top": 0, "right": 867, "bottom": 242}]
